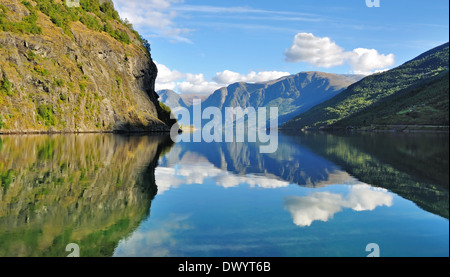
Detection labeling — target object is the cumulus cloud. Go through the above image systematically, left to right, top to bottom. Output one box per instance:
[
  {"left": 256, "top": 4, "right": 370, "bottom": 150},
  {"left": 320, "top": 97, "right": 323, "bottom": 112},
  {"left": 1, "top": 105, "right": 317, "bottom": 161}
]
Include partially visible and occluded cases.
[
  {"left": 284, "top": 33, "right": 395, "bottom": 75},
  {"left": 284, "top": 33, "right": 345, "bottom": 68},
  {"left": 347, "top": 48, "right": 395, "bottom": 75},
  {"left": 154, "top": 62, "right": 185, "bottom": 91},
  {"left": 155, "top": 62, "right": 291, "bottom": 94},
  {"left": 177, "top": 73, "right": 223, "bottom": 94},
  {"left": 284, "top": 184, "right": 393, "bottom": 227}
]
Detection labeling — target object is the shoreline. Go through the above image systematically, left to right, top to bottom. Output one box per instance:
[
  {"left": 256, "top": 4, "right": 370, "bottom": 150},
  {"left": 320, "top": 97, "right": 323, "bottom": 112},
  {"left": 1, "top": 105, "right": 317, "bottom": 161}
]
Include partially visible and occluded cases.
[
  {"left": 280, "top": 124, "right": 449, "bottom": 134},
  {"left": 330, "top": 124, "right": 449, "bottom": 133},
  {"left": 0, "top": 129, "right": 174, "bottom": 136}
]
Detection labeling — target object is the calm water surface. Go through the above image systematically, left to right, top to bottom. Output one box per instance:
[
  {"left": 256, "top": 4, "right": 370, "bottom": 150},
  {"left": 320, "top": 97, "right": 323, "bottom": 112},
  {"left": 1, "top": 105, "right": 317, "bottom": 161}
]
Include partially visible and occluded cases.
[{"left": 0, "top": 132, "right": 448, "bottom": 257}]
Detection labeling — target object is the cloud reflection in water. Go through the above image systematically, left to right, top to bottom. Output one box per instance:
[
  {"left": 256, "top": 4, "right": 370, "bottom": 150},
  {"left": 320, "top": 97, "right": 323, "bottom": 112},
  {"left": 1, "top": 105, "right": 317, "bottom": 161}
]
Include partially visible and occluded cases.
[
  {"left": 155, "top": 162, "right": 292, "bottom": 194},
  {"left": 284, "top": 185, "right": 394, "bottom": 227}
]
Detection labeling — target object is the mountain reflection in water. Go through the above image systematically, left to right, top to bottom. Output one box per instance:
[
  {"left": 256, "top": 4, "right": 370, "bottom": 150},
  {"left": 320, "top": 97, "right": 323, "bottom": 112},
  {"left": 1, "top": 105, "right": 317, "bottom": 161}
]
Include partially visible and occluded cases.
[
  {"left": 0, "top": 131, "right": 448, "bottom": 257},
  {"left": 158, "top": 132, "right": 448, "bottom": 220}
]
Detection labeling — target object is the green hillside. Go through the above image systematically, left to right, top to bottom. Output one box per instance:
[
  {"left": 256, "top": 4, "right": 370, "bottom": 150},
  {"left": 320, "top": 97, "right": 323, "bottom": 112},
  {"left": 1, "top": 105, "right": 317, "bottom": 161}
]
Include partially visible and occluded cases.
[
  {"left": 283, "top": 42, "right": 449, "bottom": 130},
  {"left": 335, "top": 70, "right": 449, "bottom": 128}
]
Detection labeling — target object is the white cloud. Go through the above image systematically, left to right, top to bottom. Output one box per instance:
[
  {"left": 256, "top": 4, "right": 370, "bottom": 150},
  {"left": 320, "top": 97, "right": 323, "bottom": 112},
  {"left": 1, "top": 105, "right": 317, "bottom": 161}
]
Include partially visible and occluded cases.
[
  {"left": 112, "top": 0, "right": 192, "bottom": 43},
  {"left": 172, "top": 5, "right": 321, "bottom": 23},
  {"left": 284, "top": 33, "right": 395, "bottom": 75},
  {"left": 284, "top": 33, "right": 345, "bottom": 68},
  {"left": 347, "top": 48, "right": 395, "bottom": 75},
  {"left": 154, "top": 62, "right": 185, "bottom": 91},
  {"left": 155, "top": 62, "right": 291, "bottom": 95},
  {"left": 213, "top": 70, "right": 243, "bottom": 84},
  {"left": 214, "top": 70, "right": 290, "bottom": 84},
  {"left": 177, "top": 73, "right": 222, "bottom": 94},
  {"left": 155, "top": 161, "right": 291, "bottom": 194},
  {"left": 153, "top": 167, "right": 186, "bottom": 194},
  {"left": 215, "top": 174, "right": 291, "bottom": 189},
  {"left": 284, "top": 184, "right": 393, "bottom": 227},
  {"left": 346, "top": 186, "right": 394, "bottom": 212},
  {"left": 284, "top": 192, "right": 345, "bottom": 227}
]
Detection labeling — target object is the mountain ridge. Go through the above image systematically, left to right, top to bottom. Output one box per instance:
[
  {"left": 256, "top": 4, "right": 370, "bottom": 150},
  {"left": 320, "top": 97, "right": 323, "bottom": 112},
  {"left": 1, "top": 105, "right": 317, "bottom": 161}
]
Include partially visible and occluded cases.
[
  {"left": 283, "top": 42, "right": 450, "bottom": 130},
  {"left": 161, "top": 71, "right": 363, "bottom": 127},
  {"left": 157, "top": 89, "right": 190, "bottom": 111}
]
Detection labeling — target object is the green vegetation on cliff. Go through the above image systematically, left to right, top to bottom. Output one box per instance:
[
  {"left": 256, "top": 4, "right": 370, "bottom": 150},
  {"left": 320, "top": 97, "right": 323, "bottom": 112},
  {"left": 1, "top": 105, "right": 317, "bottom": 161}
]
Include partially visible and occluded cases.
[
  {"left": 0, "top": 0, "right": 170, "bottom": 133},
  {"left": 1, "top": 0, "right": 137, "bottom": 45},
  {"left": 0, "top": 1, "right": 41, "bottom": 34},
  {"left": 335, "top": 70, "right": 449, "bottom": 127},
  {"left": 0, "top": 75, "right": 14, "bottom": 96},
  {"left": 36, "top": 103, "right": 56, "bottom": 126}
]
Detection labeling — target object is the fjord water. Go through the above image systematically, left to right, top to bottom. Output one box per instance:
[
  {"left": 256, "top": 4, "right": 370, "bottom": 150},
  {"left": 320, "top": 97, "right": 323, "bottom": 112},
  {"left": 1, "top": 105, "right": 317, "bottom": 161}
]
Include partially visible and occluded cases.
[{"left": 0, "top": 132, "right": 448, "bottom": 257}]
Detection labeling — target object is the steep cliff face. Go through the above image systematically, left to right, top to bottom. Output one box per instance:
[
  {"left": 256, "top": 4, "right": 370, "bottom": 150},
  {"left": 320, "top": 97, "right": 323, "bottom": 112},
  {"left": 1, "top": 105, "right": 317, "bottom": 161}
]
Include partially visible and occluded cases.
[{"left": 0, "top": 0, "right": 171, "bottom": 133}]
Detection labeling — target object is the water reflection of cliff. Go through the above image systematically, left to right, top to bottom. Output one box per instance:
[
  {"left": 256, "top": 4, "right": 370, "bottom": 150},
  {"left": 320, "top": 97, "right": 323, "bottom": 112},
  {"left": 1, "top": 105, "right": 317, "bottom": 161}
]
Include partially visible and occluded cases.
[
  {"left": 292, "top": 132, "right": 449, "bottom": 219},
  {"left": 0, "top": 134, "right": 174, "bottom": 257}
]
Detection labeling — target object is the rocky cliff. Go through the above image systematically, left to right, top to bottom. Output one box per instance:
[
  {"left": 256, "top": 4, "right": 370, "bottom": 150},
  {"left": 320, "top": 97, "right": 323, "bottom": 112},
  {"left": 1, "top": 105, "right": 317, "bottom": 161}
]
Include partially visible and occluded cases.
[{"left": 0, "top": 0, "right": 172, "bottom": 133}]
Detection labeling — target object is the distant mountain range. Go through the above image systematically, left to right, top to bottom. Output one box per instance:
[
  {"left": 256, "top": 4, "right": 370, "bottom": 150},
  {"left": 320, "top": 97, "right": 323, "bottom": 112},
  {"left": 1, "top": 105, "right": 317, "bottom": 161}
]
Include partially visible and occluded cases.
[
  {"left": 158, "top": 42, "right": 449, "bottom": 131},
  {"left": 283, "top": 42, "right": 449, "bottom": 130},
  {"left": 158, "top": 72, "right": 363, "bottom": 126},
  {"left": 157, "top": 89, "right": 211, "bottom": 110},
  {"left": 158, "top": 89, "right": 190, "bottom": 111},
  {"left": 179, "top": 93, "right": 210, "bottom": 106}
]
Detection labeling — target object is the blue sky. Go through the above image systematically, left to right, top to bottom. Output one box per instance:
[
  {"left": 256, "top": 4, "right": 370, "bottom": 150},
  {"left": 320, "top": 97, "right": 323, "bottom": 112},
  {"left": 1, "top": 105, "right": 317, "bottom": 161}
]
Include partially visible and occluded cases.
[{"left": 112, "top": 0, "right": 449, "bottom": 94}]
